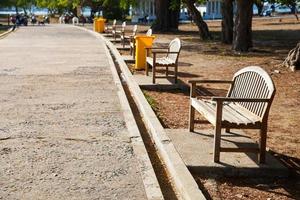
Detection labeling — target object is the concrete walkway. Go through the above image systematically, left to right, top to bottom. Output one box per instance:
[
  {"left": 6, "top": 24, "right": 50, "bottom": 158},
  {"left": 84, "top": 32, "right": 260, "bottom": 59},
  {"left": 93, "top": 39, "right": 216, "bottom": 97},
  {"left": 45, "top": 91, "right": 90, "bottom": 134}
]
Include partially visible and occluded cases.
[{"left": 0, "top": 25, "right": 147, "bottom": 199}]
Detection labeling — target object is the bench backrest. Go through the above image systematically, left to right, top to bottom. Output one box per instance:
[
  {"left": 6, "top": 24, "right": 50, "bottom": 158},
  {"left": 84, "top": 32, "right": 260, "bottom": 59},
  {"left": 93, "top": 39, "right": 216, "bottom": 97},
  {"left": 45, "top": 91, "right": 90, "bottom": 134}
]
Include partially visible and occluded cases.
[
  {"left": 121, "top": 21, "right": 126, "bottom": 31},
  {"left": 132, "top": 25, "right": 138, "bottom": 36},
  {"left": 146, "top": 28, "right": 152, "bottom": 36},
  {"left": 167, "top": 38, "right": 181, "bottom": 63},
  {"left": 227, "top": 66, "right": 276, "bottom": 119}
]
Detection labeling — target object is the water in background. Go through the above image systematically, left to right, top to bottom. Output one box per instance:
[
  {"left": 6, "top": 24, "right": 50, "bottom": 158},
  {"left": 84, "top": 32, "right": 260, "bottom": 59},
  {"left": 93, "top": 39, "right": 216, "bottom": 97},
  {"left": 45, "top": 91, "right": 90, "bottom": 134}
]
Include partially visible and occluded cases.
[{"left": 0, "top": 7, "right": 91, "bottom": 16}]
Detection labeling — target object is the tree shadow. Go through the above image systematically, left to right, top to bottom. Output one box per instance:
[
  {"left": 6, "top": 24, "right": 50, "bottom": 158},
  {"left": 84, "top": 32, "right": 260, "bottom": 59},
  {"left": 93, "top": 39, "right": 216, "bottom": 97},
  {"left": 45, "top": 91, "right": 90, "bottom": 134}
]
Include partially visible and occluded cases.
[
  {"left": 153, "top": 29, "right": 299, "bottom": 59},
  {"left": 269, "top": 150, "right": 300, "bottom": 178}
]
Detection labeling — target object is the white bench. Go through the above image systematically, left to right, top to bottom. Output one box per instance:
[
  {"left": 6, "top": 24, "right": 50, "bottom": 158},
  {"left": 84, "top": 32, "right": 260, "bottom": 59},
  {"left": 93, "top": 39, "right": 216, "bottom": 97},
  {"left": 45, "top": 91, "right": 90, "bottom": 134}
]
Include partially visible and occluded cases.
[
  {"left": 72, "top": 17, "right": 79, "bottom": 25},
  {"left": 105, "top": 19, "right": 116, "bottom": 34},
  {"left": 112, "top": 21, "right": 126, "bottom": 42},
  {"left": 121, "top": 25, "right": 137, "bottom": 48},
  {"left": 146, "top": 38, "right": 181, "bottom": 84},
  {"left": 189, "top": 66, "right": 276, "bottom": 163}
]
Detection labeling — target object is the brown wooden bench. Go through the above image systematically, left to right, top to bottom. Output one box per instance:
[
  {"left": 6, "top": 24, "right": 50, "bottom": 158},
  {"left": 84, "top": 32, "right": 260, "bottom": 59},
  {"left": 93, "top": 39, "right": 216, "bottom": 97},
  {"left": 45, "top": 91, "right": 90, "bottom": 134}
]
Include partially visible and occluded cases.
[
  {"left": 105, "top": 19, "right": 116, "bottom": 34},
  {"left": 112, "top": 21, "right": 126, "bottom": 42},
  {"left": 121, "top": 25, "right": 138, "bottom": 48},
  {"left": 146, "top": 38, "right": 181, "bottom": 84},
  {"left": 189, "top": 66, "right": 276, "bottom": 163}
]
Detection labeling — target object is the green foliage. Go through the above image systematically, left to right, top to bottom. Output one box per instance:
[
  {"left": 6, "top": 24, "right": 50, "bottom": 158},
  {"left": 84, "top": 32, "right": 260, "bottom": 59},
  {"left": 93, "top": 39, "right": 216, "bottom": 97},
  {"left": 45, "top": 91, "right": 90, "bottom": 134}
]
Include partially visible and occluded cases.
[
  {"left": 0, "top": 0, "right": 35, "bottom": 8},
  {"left": 35, "top": 0, "right": 133, "bottom": 18},
  {"left": 119, "top": 0, "right": 137, "bottom": 9},
  {"left": 143, "top": 91, "right": 159, "bottom": 112}
]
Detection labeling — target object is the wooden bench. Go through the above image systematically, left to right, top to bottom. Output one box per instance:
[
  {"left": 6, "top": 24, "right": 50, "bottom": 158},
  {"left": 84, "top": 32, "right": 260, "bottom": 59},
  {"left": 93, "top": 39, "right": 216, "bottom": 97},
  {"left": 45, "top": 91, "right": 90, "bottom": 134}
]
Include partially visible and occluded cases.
[
  {"left": 105, "top": 19, "right": 116, "bottom": 34},
  {"left": 112, "top": 21, "right": 126, "bottom": 42},
  {"left": 121, "top": 25, "right": 138, "bottom": 48},
  {"left": 131, "top": 28, "right": 152, "bottom": 59},
  {"left": 146, "top": 38, "right": 181, "bottom": 84},
  {"left": 189, "top": 66, "right": 276, "bottom": 163}
]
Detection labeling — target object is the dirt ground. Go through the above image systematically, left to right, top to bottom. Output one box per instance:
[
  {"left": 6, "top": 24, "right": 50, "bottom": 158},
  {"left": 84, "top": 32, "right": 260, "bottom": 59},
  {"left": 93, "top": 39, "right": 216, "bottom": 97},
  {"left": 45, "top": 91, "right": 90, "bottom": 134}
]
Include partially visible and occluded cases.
[{"left": 123, "top": 15, "right": 300, "bottom": 199}]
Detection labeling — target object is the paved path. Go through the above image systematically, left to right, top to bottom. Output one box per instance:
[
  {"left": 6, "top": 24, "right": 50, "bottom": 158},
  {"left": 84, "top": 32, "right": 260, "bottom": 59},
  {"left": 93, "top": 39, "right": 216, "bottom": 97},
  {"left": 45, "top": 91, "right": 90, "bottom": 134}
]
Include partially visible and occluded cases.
[{"left": 0, "top": 25, "right": 147, "bottom": 199}]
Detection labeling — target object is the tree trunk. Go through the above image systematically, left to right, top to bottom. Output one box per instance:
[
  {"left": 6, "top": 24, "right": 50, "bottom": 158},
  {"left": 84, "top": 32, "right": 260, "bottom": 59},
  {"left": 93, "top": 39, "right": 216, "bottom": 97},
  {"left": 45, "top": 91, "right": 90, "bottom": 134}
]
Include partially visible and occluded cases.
[
  {"left": 152, "top": 0, "right": 180, "bottom": 32},
  {"left": 184, "top": 0, "right": 212, "bottom": 40},
  {"left": 221, "top": 0, "right": 233, "bottom": 44},
  {"left": 233, "top": 0, "right": 253, "bottom": 52},
  {"left": 254, "top": 0, "right": 263, "bottom": 16},
  {"left": 291, "top": 4, "right": 299, "bottom": 21},
  {"left": 15, "top": 6, "right": 19, "bottom": 14},
  {"left": 23, "top": 7, "right": 27, "bottom": 15},
  {"left": 283, "top": 43, "right": 300, "bottom": 71}
]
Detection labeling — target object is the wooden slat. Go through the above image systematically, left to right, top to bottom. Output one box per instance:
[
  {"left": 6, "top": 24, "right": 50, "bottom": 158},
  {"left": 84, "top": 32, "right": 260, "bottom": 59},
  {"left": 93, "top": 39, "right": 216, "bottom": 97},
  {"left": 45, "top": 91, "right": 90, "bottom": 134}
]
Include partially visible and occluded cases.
[
  {"left": 146, "top": 57, "right": 153, "bottom": 65},
  {"left": 248, "top": 74, "right": 263, "bottom": 114},
  {"left": 252, "top": 77, "right": 265, "bottom": 115},
  {"left": 191, "top": 98, "right": 216, "bottom": 125},
  {"left": 192, "top": 99, "right": 261, "bottom": 127},
  {"left": 223, "top": 103, "right": 255, "bottom": 125},
  {"left": 229, "top": 103, "right": 261, "bottom": 122},
  {"left": 220, "top": 147, "right": 260, "bottom": 153}
]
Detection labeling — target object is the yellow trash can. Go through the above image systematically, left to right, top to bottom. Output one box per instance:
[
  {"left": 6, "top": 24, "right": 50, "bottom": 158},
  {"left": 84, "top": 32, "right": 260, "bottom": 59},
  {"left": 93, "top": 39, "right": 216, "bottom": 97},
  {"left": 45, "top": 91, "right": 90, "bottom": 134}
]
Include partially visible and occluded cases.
[
  {"left": 93, "top": 18, "right": 99, "bottom": 32},
  {"left": 94, "top": 18, "right": 98, "bottom": 32},
  {"left": 94, "top": 18, "right": 106, "bottom": 33},
  {"left": 98, "top": 18, "right": 106, "bottom": 33},
  {"left": 135, "top": 35, "right": 156, "bottom": 70}
]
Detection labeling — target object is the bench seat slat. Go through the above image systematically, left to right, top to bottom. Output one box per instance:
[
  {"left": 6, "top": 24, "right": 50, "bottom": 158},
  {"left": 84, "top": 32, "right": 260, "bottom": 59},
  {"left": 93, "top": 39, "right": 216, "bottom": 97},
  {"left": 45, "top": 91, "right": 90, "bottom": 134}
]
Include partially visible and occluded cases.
[
  {"left": 147, "top": 57, "right": 175, "bottom": 66},
  {"left": 191, "top": 98, "right": 261, "bottom": 127}
]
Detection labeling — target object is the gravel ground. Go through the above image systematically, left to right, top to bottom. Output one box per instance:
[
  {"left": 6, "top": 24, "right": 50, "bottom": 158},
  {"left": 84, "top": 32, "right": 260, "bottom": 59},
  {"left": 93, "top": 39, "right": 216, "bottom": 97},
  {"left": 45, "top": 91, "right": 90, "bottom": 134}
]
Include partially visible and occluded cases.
[{"left": 0, "top": 25, "right": 146, "bottom": 200}]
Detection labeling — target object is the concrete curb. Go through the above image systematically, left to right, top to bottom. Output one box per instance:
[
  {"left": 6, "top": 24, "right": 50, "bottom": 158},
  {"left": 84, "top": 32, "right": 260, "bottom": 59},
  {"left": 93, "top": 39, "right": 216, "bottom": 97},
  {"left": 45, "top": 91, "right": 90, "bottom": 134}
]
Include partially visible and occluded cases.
[
  {"left": 76, "top": 26, "right": 164, "bottom": 200},
  {"left": 0, "top": 27, "right": 14, "bottom": 38},
  {"left": 97, "top": 32, "right": 207, "bottom": 199}
]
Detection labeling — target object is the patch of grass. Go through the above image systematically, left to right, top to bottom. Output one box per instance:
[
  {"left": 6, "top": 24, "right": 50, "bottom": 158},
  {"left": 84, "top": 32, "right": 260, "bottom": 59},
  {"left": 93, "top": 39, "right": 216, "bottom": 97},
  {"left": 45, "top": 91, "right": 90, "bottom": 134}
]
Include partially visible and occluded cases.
[{"left": 143, "top": 90, "right": 159, "bottom": 112}]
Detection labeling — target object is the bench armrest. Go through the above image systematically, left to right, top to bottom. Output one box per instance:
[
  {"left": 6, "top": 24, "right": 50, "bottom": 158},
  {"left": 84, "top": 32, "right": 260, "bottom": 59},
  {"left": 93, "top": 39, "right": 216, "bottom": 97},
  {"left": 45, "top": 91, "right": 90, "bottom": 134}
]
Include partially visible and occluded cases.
[
  {"left": 145, "top": 47, "right": 167, "bottom": 50},
  {"left": 152, "top": 50, "right": 174, "bottom": 54},
  {"left": 188, "top": 80, "right": 232, "bottom": 84},
  {"left": 189, "top": 80, "right": 233, "bottom": 98},
  {"left": 211, "top": 97, "right": 270, "bottom": 103}
]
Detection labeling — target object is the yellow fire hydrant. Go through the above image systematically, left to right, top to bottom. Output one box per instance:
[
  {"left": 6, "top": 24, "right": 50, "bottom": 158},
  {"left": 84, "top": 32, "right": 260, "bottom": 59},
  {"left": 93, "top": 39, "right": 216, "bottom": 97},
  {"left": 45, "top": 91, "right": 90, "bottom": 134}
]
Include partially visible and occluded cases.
[{"left": 135, "top": 35, "right": 156, "bottom": 70}]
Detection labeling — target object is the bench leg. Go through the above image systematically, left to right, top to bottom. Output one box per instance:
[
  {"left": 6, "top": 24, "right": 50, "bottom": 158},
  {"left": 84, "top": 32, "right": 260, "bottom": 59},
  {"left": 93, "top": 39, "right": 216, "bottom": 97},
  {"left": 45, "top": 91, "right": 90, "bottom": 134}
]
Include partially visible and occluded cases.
[
  {"left": 152, "top": 57, "right": 156, "bottom": 84},
  {"left": 146, "top": 63, "right": 149, "bottom": 76},
  {"left": 175, "top": 64, "right": 178, "bottom": 84},
  {"left": 152, "top": 65, "right": 156, "bottom": 84},
  {"left": 166, "top": 66, "right": 169, "bottom": 77},
  {"left": 214, "top": 102, "right": 222, "bottom": 163},
  {"left": 189, "top": 104, "right": 195, "bottom": 132},
  {"left": 214, "top": 124, "right": 222, "bottom": 163},
  {"left": 259, "top": 127, "right": 267, "bottom": 164}
]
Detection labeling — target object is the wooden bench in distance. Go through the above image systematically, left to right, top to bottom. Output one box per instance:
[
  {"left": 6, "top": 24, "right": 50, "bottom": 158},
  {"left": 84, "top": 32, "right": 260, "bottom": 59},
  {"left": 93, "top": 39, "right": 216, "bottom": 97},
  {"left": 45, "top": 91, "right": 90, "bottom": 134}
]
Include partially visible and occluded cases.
[
  {"left": 104, "top": 19, "right": 116, "bottom": 34},
  {"left": 112, "top": 21, "right": 126, "bottom": 42},
  {"left": 121, "top": 24, "right": 138, "bottom": 48},
  {"left": 146, "top": 38, "right": 181, "bottom": 84},
  {"left": 189, "top": 66, "right": 276, "bottom": 164}
]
